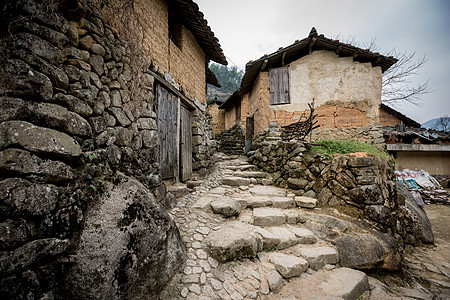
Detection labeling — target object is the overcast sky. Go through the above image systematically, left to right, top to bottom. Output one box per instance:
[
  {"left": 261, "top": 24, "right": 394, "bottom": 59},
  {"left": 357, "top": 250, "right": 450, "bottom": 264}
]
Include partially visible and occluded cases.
[{"left": 196, "top": 0, "right": 450, "bottom": 124}]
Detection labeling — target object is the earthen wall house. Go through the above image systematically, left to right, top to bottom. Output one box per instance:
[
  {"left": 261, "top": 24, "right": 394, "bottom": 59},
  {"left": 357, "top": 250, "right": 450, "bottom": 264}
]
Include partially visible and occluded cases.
[
  {"left": 100, "top": 0, "right": 221, "bottom": 104},
  {"left": 218, "top": 28, "right": 397, "bottom": 145}
]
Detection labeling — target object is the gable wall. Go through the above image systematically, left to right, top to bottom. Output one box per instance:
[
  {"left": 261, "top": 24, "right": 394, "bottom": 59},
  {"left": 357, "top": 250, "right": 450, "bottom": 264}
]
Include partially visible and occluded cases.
[
  {"left": 134, "top": 0, "right": 207, "bottom": 103},
  {"left": 268, "top": 51, "right": 382, "bottom": 133},
  {"left": 247, "top": 72, "right": 272, "bottom": 135},
  {"left": 380, "top": 108, "right": 403, "bottom": 126}
]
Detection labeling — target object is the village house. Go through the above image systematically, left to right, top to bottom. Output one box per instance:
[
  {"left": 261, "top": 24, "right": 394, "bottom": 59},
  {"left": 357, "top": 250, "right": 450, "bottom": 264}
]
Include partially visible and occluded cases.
[
  {"left": 129, "top": 0, "right": 227, "bottom": 182},
  {"left": 213, "top": 27, "right": 398, "bottom": 150}
]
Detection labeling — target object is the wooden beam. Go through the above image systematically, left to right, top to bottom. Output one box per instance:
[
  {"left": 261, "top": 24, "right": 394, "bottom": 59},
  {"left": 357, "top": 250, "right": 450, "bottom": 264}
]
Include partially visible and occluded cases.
[
  {"left": 309, "top": 37, "right": 317, "bottom": 54},
  {"left": 336, "top": 45, "right": 342, "bottom": 55},
  {"left": 353, "top": 51, "right": 359, "bottom": 58},
  {"left": 281, "top": 52, "right": 286, "bottom": 66},
  {"left": 260, "top": 59, "right": 268, "bottom": 72},
  {"left": 148, "top": 69, "right": 196, "bottom": 110}
]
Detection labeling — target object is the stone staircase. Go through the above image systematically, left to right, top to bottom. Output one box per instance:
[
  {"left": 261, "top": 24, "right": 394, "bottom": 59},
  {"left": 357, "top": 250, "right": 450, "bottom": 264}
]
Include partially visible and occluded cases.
[{"left": 167, "top": 153, "right": 371, "bottom": 299}]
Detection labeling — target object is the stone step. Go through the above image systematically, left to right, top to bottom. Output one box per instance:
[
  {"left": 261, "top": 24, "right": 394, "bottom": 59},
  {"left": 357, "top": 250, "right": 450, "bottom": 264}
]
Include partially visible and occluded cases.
[
  {"left": 239, "top": 164, "right": 260, "bottom": 171},
  {"left": 233, "top": 171, "right": 267, "bottom": 178},
  {"left": 221, "top": 176, "right": 251, "bottom": 186},
  {"left": 186, "top": 180, "right": 204, "bottom": 189},
  {"left": 167, "top": 183, "right": 189, "bottom": 198},
  {"left": 249, "top": 185, "right": 287, "bottom": 197},
  {"left": 294, "top": 196, "right": 318, "bottom": 208},
  {"left": 271, "top": 197, "right": 296, "bottom": 209},
  {"left": 210, "top": 198, "right": 241, "bottom": 217},
  {"left": 253, "top": 207, "right": 287, "bottom": 227},
  {"left": 205, "top": 221, "right": 262, "bottom": 263},
  {"left": 286, "top": 225, "right": 318, "bottom": 244},
  {"left": 267, "top": 226, "right": 298, "bottom": 249},
  {"left": 297, "top": 246, "right": 339, "bottom": 270},
  {"left": 268, "top": 252, "right": 308, "bottom": 278},
  {"left": 275, "top": 267, "right": 370, "bottom": 300}
]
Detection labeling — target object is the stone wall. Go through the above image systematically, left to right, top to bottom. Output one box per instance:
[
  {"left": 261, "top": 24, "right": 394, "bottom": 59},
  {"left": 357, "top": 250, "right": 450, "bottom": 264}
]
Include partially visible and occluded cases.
[
  {"left": 0, "top": 1, "right": 212, "bottom": 298},
  {"left": 192, "top": 110, "right": 217, "bottom": 176},
  {"left": 311, "top": 123, "right": 385, "bottom": 148},
  {"left": 219, "top": 124, "right": 245, "bottom": 155},
  {"left": 247, "top": 127, "right": 428, "bottom": 245}
]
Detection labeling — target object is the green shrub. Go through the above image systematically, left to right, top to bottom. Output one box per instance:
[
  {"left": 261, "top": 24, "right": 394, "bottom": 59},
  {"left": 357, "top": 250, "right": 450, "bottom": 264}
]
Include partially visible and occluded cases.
[{"left": 310, "top": 139, "right": 388, "bottom": 159}]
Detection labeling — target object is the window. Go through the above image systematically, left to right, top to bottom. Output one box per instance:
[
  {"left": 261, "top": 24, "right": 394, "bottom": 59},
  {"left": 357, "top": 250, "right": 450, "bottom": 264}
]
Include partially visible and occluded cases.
[
  {"left": 168, "top": 11, "right": 182, "bottom": 50},
  {"left": 269, "top": 66, "right": 290, "bottom": 105}
]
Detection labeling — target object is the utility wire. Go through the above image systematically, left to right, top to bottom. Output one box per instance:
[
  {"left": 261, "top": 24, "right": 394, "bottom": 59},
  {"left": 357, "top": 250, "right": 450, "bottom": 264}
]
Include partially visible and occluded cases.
[{"left": 225, "top": 56, "right": 244, "bottom": 72}]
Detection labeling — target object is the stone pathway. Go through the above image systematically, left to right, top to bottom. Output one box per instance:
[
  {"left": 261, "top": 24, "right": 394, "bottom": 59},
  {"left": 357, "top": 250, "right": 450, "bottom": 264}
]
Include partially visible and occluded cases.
[{"left": 160, "top": 152, "right": 449, "bottom": 300}]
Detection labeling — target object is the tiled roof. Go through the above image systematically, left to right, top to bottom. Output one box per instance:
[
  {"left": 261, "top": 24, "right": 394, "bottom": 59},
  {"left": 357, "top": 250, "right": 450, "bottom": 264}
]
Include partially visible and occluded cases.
[
  {"left": 169, "top": 0, "right": 227, "bottom": 65},
  {"left": 239, "top": 27, "right": 398, "bottom": 95},
  {"left": 380, "top": 104, "right": 421, "bottom": 128}
]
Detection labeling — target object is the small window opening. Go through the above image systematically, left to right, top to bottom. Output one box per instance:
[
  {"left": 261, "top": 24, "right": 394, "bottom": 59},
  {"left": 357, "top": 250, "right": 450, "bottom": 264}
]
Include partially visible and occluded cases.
[{"left": 169, "top": 11, "right": 182, "bottom": 50}]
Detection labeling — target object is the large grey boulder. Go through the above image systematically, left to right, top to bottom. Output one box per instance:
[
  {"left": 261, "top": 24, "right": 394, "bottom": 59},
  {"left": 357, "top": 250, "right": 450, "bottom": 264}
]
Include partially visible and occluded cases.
[
  {"left": 64, "top": 175, "right": 185, "bottom": 299},
  {"left": 396, "top": 183, "right": 434, "bottom": 243},
  {"left": 205, "top": 221, "right": 262, "bottom": 262},
  {"left": 334, "top": 232, "right": 402, "bottom": 270}
]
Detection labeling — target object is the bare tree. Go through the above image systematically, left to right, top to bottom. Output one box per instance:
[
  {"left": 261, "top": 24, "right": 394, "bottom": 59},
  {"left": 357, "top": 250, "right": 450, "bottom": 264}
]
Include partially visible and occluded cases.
[
  {"left": 333, "top": 34, "right": 432, "bottom": 106},
  {"left": 381, "top": 50, "right": 432, "bottom": 106},
  {"left": 433, "top": 115, "right": 450, "bottom": 132}
]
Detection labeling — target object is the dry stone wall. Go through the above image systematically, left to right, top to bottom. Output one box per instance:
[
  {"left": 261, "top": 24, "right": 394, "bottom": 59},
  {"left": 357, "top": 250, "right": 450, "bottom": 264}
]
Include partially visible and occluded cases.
[
  {"left": 0, "top": 0, "right": 223, "bottom": 298},
  {"left": 192, "top": 110, "right": 217, "bottom": 176},
  {"left": 219, "top": 124, "right": 245, "bottom": 155},
  {"left": 247, "top": 125, "right": 430, "bottom": 246}
]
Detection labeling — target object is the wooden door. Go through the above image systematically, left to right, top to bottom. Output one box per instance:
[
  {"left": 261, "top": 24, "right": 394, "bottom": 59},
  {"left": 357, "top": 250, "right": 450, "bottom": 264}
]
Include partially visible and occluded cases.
[
  {"left": 156, "top": 84, "right": 178, "bottom": 180},
  {"left": 180, "top": 106, "right": 192, "bottom": 181},
  {"left": 245, "top": 116, "right": 254, "bottom": 153}
]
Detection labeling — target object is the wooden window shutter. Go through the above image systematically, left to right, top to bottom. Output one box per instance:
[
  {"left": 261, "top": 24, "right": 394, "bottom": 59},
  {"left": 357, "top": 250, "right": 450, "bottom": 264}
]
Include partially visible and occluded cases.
[{"left": 269, "top": 66, "right": 290, "bottom": 105}]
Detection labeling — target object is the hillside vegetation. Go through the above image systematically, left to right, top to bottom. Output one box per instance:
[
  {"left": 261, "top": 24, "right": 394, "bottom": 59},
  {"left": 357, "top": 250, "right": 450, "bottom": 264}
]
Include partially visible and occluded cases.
[{"left": 207, "top": 62, "right": 243, "bottom": 104}]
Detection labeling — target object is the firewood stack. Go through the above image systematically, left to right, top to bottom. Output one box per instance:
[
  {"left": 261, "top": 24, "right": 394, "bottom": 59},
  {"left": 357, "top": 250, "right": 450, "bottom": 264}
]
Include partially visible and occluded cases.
[{"left": 281, "top": 103, "right": 319, "bottom": 141}]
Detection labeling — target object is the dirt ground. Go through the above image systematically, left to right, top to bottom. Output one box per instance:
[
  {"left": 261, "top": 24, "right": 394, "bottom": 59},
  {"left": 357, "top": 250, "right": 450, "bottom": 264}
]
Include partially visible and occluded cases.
[{"left": 423, "top": 204, "right": 450, "bottom": 263}]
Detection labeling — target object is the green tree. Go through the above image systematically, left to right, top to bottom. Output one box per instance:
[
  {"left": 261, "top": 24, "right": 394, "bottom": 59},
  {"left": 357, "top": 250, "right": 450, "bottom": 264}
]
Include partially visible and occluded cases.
[{"left": 207, "top": 62, "right": 243, "bottom": 104}]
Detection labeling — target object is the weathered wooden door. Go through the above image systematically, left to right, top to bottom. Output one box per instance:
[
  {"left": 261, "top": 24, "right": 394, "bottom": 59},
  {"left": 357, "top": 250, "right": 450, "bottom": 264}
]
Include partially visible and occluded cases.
[
  {"left": 156, "top": 84, "right": 179, "bottom": 180},
  {"left": 180, "top": 106, "right": 192, "bottom": 181},
  {"left": 245, "top": 116, "right": 254, "bottom": 153}
]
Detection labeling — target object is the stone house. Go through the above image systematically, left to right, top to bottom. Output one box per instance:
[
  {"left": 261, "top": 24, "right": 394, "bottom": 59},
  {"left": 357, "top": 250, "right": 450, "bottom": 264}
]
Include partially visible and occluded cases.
[
  {"left": 0, "top": 0, "right": 226, "bottom": 298},
  {"left": 129, "top": 0, "right": 227, "bottom": 182},
  {"left": 216, "top": 28, "right": 398, "bottom": 148}
]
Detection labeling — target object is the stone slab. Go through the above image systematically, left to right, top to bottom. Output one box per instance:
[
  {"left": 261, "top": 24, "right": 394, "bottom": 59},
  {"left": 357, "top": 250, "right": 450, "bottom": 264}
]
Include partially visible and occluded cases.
[
  {"left": 222, "top": 177, "right": 251, "bottom": 187},
  {"left": 295, "top": 196, "right": 318, "bottom": 208},
  {"left": 271, "top": 197, "right": 296, "bottom": 209},
  {"left": 253, "top": 207, "right": 286, "bottom": 227},
  {"left": 286, "top": 225, "right": 318, "bottom": 244},
  {"left": 267, "top": 227, "right": 298, "bottom": 249},
  {"left": 299, "top": 246, "right": 339, "bottom": 270},
  {"left": 268, "top": 252, "right": 308, "bottom": 278}
]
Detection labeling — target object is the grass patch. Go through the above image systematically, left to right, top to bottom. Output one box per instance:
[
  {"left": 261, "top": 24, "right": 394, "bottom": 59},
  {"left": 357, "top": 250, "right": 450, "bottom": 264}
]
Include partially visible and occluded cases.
[{"left": 310, "top": 139, "right": 388, "bottom": 159}]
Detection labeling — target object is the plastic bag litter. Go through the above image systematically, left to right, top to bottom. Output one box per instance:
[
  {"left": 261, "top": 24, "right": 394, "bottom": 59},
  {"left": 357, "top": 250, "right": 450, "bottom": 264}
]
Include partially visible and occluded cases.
[
  {"left": 395, "top": 169, "right": 441, "bottom": 190},
  {"left": 411, "top": 190, "right": 425, "bottom": 209}
]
